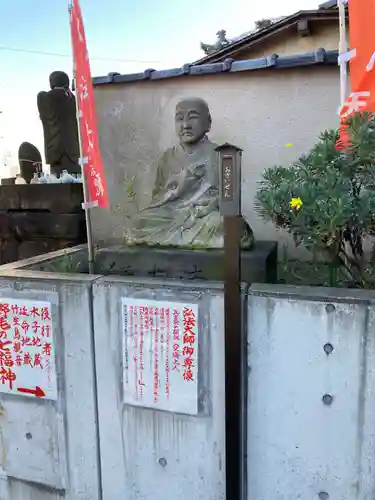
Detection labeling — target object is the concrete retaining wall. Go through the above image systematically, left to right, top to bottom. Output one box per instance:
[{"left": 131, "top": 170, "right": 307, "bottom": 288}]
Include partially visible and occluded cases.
[
  {"left": 2, "top": 248, "right": 375, "bottom": 499},
  {"left": 0, "top": 269, "right": 100, "bottom": 500},
  {"left": 92, "top": 276, "right": 226, "bottom": 500},
  {"left": 247, "top": 285, "right": 375, "bottom": 500}
]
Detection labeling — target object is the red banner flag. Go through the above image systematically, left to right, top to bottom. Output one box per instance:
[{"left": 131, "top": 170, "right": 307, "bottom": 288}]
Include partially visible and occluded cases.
[
  {"left": 69, "top": 0, "right": 108, "bottom": 208},
  {"left": 337, "top": 0, "right": 375, "bottom": 149}
]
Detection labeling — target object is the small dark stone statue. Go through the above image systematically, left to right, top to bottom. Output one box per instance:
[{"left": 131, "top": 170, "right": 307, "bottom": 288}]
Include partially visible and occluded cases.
[
  {"left": 37, "top": 71, "right": 80, "bottom": 176},
  {"left": 18, "top": 142, "right": 42, "bottom": 183}
]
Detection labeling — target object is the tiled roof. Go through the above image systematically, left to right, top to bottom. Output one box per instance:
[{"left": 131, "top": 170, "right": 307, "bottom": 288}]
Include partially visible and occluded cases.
[
  {"left": 319, "top": 0, "right": 338, "bottom": 8},
  {"left": 192, "top": 9, "right": 340, "bottom": 66},
  {"left": 92, "top": 49, "right": 338, "bottom": 87}
]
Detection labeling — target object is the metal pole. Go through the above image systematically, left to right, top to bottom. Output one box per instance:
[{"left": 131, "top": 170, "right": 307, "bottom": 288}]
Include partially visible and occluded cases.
[
  {"left": 338, "top": 0, "right": 348, "bottom": 107},
  {"left": 69, "top": 3, "right": 95, "bottom": 274},
  {"left": 216, "top": 143, "right": 243, "bottom": 500},
  {"left": 223, "top": 214, "right": 242, "bottom": 500}
]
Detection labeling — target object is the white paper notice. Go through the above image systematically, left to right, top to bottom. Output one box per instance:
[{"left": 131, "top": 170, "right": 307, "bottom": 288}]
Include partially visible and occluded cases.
[
  {"left": 0, "top": 298, "right": 57, "bottom": 400},
  {"left": 121, "top": 298, "right": 199, "bottom": 415}
]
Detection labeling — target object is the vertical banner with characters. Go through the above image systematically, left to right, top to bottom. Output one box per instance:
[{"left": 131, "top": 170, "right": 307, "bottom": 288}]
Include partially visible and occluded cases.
[
  {"left": 69, "top": 0, "right": 108, "bottom": 207},
  {"left": 337, "top": 0, "right": 375, "bottom": 149}
]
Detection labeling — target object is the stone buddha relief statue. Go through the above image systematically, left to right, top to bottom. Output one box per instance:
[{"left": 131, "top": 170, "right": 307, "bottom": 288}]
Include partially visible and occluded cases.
[{"left": 126, "top": 97, "right": 254, "bottom": 249}]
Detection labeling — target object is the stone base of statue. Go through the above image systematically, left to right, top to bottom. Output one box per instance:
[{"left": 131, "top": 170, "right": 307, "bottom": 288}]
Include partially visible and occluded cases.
[
  {"left": 1, "top": 178, "right": 16, "bottom": 186},
  {"left": 94, "top": 240, "right": 277, "bottom": 284}
]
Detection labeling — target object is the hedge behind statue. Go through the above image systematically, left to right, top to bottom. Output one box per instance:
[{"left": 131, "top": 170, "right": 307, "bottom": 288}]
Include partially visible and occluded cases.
[{"left": 255, "top": 112, "right": 375, "bottom": 287}]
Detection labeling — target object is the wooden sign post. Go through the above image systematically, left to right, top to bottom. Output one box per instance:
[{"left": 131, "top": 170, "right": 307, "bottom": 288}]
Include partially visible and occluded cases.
[{"left": 216, "top": 143, "right": 243, "bottom": 500}]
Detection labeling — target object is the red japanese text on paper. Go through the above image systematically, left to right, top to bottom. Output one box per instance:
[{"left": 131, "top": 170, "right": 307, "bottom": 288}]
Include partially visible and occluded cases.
[
  {"left": 121, "top": 298, "right": 199, "bottom": 415},
  {"left": 0, "top": 299, "right": 57, "bottom": 400},
  {"left": 182, "top": 307, "right": 197, "bottom": 382}
]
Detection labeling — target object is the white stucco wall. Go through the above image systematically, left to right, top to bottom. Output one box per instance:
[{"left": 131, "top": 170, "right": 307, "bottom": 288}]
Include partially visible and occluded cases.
[{"left": 93, "top": 66, "right": 340, "bottom": 254}]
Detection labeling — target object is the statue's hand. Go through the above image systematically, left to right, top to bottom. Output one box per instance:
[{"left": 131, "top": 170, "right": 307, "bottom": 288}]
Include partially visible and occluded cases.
[
  {"left": 165, "top": 170, "right": 187, "bottom": 199},
  {"left": 164, "top": 179, "right": 180, "bottom": 201},
  {"left": 193, "top": 199, "right": 218, "bottom": 219},
  {"left": 193, "top": 206, "right": 207, "bottom": 218}
]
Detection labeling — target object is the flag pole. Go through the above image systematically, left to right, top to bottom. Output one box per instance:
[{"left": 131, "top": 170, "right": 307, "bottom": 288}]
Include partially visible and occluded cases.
[
  {"left": 338, "top": 0, "right": 348, "bottom": 107},
  {"left": 68, "top": 2, "right": 95, "bottom": 274}
]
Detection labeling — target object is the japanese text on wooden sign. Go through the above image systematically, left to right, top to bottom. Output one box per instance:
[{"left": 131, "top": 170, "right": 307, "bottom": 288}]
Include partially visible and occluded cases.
[
  {"left": 221, "top": 155, "right": 234, "bottom": 202},
  {"left": 121, "top": 298, "right": 199, "bottom": 415},
  {"left": 0, "top": 299, "right": 57, "bottom": 400}
]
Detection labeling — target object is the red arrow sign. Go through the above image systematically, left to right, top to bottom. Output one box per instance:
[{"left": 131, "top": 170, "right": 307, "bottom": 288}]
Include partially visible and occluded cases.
[{"left": 17, "top": 386, "right": 46, "bottom": 398}]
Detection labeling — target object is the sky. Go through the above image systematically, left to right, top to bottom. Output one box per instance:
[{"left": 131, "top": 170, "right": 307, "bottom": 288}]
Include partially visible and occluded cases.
[{"left": 0, "top": 0, "right": 319, "bottom": 174}]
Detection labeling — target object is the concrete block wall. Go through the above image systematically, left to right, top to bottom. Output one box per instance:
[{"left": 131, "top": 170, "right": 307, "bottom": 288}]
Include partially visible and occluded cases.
[
  {"left": 1, "top": 248, "right": 375, "bottom": 499},
  {"left": 0, "top": 268, "right": 100, "bottom": 500},
  {"left": 92, "top": 277, "right": 226, "bottom": 500},
  {"left": 247, "top": 285, "right": 375, "bottom": 500}
]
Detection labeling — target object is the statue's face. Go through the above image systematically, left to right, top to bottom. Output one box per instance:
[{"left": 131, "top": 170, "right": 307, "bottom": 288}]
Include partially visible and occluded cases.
[{"left": 175, "top": 100, "right": 210, "bottom": 145}]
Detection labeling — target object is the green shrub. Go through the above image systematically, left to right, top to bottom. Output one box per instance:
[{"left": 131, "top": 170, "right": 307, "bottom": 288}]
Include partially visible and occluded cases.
[{"left": 255, "top": 112, "right": 375, "bottom": 287}]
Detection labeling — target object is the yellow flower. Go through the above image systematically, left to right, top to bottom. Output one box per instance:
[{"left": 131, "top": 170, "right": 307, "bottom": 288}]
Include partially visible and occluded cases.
[{"left": 290, "top": 197, "right": 303, "bottom": 210}]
